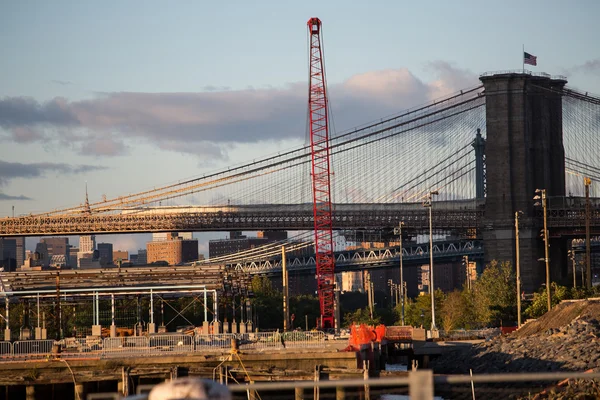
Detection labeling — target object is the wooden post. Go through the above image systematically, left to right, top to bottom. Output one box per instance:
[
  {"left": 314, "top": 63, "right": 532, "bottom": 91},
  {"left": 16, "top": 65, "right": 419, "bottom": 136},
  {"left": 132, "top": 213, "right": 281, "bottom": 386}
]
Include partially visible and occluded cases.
[
  {"left": 363, "top": 360, "right": 370, "bottom": 400},
  {"left": 313, "top": 365, "right": 321, "bottom": 400},
  {"left": 170, "top": 366, "right": 178, "bottom": 381},
  {"left": 121, "top": 367, "right": 130, "bottom": 397},
  {"left": 409, "top": 370, "right": 434, "bottom": 400},
  {"left": 247, "top": 381, "right": 258, "bottom": 400},
  {"left": 74, "top": 383, "right": 85, "bottom": 400},
  {"left": 25, "top": 385, "right": 35, "bottom": 400},
  {"left": 336, "top": 385, "right": 345, "bottom": 400},
  {"left": 295, "top": 387, "right": 305, "bottom": 400}
]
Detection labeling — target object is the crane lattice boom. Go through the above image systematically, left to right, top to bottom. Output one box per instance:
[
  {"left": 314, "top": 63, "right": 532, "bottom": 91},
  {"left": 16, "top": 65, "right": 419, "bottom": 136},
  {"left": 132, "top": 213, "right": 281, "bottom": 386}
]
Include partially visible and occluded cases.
[{"left": 307, "top": 17, "right": 335, "bottom": 329}]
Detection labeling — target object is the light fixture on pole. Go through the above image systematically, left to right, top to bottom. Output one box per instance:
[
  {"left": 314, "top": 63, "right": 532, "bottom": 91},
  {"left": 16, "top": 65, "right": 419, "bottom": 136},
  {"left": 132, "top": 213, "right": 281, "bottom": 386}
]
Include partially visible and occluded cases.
[
  {"left": 534, "top": 188, "right": 551, "bottom": 313},
  {"left": 423, "top": 190, "right": 439, "bottom": 331},
  {"left": 515, "top": 210, "right": 524, "bottom": 327},
  {"left": 393, "top": 220, "right": 406, "bottom": 325},
  {"left": 567, "top": 249, "right": 576, "bottom": 289}
]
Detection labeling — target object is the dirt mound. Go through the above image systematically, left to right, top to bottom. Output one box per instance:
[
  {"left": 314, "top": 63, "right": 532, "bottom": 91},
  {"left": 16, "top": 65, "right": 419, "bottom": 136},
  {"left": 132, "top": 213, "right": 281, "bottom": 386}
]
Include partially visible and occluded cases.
[
  {"left": 431, "top": 298, "right": 600, "bottom": 375},
  {"left": 513, "top": 299, "right": 600, "bottom": 338}
]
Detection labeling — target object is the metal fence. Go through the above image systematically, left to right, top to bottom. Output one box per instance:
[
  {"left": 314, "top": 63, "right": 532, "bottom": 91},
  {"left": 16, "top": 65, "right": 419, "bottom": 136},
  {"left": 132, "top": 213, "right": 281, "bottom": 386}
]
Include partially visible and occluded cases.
[
  {"left": 438, "top": 328, "right": 501, "bottom": 340},
  {"left": 0, "top": 331, "right": 326, "bottom": 361},
  {"left": 83, "top": 370, "right": 600, "bottom": 400}
]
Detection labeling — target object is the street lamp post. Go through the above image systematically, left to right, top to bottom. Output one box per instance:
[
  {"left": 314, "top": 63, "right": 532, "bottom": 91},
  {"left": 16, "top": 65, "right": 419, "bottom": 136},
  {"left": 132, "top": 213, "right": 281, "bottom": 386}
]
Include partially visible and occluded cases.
[
  {"left": 534, "top": 189, "right": 551, "bottom": 313},
  {"left": 424, "top": 190, "right": 439, "bottom": 331},
  {"left": 515, "top": 211, "right": 523, "bottom": 327},
  {"left": 394, "top": 221, "right": 406, "bottom": 325},
  {"left": 568, "top": 250, "right": 576, "bottom": 289}
]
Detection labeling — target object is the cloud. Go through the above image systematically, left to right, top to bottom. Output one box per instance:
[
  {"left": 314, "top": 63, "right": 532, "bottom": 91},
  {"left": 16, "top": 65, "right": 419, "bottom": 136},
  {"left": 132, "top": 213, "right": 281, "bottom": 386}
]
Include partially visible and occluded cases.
[
  {"left": 563, "top": 59, "right": 600, "bottom": 76},
  {"left": 0, "top": 63, "right": 479, "bottom": 159},
  {"left": 52, "top": 79, "right": 73, "bottom": 86},
  {"left": 203, "top": 85, "right": 231, "bottom": 92},
  {"left": 0, "top": 96, "right": 79, "bottom": 128},
  {"left": 0, "top": 160, "right": 107, "bottom": 186},
  {"left": 0, "top": 193, "right": 33, "bottom": 201}
]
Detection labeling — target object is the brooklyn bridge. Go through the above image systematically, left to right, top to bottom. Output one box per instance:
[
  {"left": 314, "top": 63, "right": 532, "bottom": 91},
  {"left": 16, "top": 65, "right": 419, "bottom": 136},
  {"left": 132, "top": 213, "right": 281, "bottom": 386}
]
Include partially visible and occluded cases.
[{"left": 1, "top": 71, "right": 600, "bottom": 292}]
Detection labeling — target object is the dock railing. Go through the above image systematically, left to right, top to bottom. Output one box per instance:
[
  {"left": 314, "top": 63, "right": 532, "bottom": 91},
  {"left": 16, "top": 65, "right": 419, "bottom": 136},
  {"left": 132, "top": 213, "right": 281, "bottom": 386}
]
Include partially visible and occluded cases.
[{"left": 0, "top": 331, "right": 327, "bottom": 361}]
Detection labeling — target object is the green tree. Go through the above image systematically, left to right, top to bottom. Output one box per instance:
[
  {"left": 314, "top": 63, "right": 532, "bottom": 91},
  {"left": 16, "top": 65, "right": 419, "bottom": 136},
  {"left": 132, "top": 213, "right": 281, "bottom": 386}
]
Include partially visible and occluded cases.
[
  {"left": 472, "top": 260, "right": 516, "bottom": 326},
  {"left": 251, "top": 276, "right": 276, "bottom": 297},
  {"left": 524, "top": 282, "right": 570, "bottom": 319},
  {"left": 403, "top": 290, "right": 445, "bottom": 328},
  {"left": 440, "top": 290, "right": 469, "bottom": 332},
  {"left": 290, "top": 294, "right": 320, "bottom": 330},
  {"left": 343, "top": 307, "right": 381, "bottom": 326}
]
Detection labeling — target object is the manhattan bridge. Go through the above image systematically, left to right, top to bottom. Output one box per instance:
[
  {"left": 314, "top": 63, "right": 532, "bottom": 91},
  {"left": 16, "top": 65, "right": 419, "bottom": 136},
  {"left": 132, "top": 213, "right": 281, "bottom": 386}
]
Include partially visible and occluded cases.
[{"left": 1, "top": 71, "right": 600, "bottom": 293}]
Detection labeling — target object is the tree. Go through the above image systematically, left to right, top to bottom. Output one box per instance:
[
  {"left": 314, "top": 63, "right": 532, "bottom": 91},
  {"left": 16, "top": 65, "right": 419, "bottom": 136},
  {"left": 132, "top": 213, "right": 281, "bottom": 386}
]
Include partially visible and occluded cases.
[
  {"left": 472, "top": 260, "right": 516, "bottom": 326},
  {"left": 251, "top": 276, "right": 276, "bottom": 297},
  {"left": 524, "top": 282, "right": 570, "bottom": 319},
  {"left": 403, "top": 290, "right": 445, "bottom": 328},
  {"left": 440, "top": 290, "right": 469, "bottom": 332},
  {"left": 290, "top": 294, "right": 320, "bottom": 330},
  {"left": 343, "top": 307, "right": 381, "bottom": 326}
]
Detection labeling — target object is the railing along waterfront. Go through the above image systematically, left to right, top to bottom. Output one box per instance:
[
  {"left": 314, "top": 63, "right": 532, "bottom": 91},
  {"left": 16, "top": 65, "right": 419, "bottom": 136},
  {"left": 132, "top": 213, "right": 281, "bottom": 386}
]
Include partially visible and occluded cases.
[{"left": 0, "top": 331, "right": 326, "bottom": 361}]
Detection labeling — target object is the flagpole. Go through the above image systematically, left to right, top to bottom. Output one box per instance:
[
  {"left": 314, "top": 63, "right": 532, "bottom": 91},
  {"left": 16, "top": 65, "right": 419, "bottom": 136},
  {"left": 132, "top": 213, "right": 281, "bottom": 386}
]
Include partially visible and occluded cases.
[{"left": 522, "top": 44, "right": 524, "bottom": 73}]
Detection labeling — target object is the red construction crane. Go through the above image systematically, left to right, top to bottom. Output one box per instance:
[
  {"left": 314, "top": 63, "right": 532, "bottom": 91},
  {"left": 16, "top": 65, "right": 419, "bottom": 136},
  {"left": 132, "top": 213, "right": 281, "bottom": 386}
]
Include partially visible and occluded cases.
[{"left": 307, "top": 17, "right": 335, "bottom": 330}]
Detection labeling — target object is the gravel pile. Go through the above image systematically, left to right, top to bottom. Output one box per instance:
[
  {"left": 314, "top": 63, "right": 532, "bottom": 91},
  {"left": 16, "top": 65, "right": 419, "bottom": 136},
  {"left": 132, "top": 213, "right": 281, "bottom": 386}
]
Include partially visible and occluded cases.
[{"left": 431, "top": 316, "right": 600, "bottom": 374}]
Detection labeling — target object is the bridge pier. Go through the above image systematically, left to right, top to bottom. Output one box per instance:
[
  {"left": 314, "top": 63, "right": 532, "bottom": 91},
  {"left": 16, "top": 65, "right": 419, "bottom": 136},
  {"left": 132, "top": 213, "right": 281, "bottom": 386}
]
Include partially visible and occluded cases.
[{"left": 481, "top": 72, "right": 567, "bottom": 292}]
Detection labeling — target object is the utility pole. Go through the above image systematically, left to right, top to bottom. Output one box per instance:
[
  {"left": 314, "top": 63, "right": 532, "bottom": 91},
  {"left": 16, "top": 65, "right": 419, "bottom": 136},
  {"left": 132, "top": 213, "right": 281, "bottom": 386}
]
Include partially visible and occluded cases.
[
  {"left": 585, "top": 177, "right": 592, "bottom": 290},
  {"left": 534, "top": 189, "right": 551, "bottom": 313},
  {"left": 424, "top": 191, "right": 439, "bottom": 331},
  {"left": 515, "top": 212, "right": 522, "bottom": 327},
  {"left": 394, "top": 221, "right": 405, "bottom": 325},
  {"left": 282, "top": 246, "right": 289, "bottom": 331},
  {"left": 568, "top": 250, "right": 576, "bottom": 289},
  {"left": 463, "top": 255, "right": 470, "bottom": 290},
  {"left": 366, "top": 272, "right": 373, "bottom": 320}
]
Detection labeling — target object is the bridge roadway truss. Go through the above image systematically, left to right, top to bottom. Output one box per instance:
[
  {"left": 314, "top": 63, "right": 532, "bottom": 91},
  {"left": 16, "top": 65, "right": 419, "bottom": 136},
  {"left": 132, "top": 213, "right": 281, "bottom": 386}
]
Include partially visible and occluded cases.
[
  {"left": 3, "top": 197, "right": 600, "bottom": 238},
  {"left": 0, "top": 202, "right": 484, "bottom": 237},
  {"left": 226, "top": 239, "right": 484, "bottom": 276},
  {"left": 0, "top": 265, "right": 228, "bottom": 293}
]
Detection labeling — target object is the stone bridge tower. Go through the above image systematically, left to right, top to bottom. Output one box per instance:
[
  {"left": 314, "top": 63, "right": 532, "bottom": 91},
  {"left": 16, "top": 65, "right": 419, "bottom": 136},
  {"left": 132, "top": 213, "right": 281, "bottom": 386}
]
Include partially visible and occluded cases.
[{"left": 480, "top": 72, "right": 567, "bottom": 291}]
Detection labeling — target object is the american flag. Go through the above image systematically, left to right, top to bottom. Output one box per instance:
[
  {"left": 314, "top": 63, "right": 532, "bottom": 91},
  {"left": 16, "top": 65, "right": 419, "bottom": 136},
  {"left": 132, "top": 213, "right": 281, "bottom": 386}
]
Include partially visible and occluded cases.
[{"left": 524, "top": 52, "right": 537, "bottom": 66}]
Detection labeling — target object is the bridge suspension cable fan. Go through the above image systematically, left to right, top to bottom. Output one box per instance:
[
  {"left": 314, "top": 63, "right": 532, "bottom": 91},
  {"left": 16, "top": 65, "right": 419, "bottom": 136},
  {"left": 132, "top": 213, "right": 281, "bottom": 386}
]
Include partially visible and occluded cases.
[{"left": 307, "top": 17, "right": 335, "bottom": 330}]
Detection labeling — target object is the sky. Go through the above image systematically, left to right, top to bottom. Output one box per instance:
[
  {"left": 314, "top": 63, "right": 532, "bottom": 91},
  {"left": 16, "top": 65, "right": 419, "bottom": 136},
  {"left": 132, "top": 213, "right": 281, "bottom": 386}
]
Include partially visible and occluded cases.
[{"left": 1, "top": 0, "right": 599, "bottom": 255}]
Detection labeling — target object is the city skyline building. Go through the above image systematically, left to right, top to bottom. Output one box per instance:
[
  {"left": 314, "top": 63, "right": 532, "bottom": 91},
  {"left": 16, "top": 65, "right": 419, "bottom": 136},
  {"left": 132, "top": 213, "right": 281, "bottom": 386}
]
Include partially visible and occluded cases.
[
  {"left": 147, "top": 234, "right": 198, "bottom": 265},
  {"left": 97, "top": 243, "right": 113, "bottom": 266}
]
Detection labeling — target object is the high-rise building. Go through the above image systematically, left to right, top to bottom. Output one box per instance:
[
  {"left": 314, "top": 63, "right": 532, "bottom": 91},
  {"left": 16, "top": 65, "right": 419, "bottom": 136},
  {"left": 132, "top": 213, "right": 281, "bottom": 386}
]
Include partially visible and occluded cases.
[
  {"left": 209, "top": 231, "right": 287, "bottom": 258},
  {"left": 152, "top": 232, "right": 193, "bottom": 241},
  {"left": 79, "top": 235, "right": 96, "bottom": 253},
  {"left": 147, "top": 235, "right": 198, "bottom": 265},
  {"left": 15, "top": 237, "right": 25, "bottom": 269},
  {"left": 0, "top": 238, "right": 17, "bottom": 271},
  {"left": 41, "top": 238, "right": 69, "bottom": 259},
  {"left": 34, "top": 242, "right": 50, "bottom": 268},
  {"left": 97, "top": 243, "right": 113, "bottom": 266},
  {"left": 69, "top": 247, "right": 79, "bottom": 268},
  {"left": 137, "top": 249, "right": 147, "bottom": 265},
  {"left": 113, "top": 250, "right": 129, "bottom": 263},
  {"left": 340, "top": 271, "right": 363, "bottom": 292}
]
